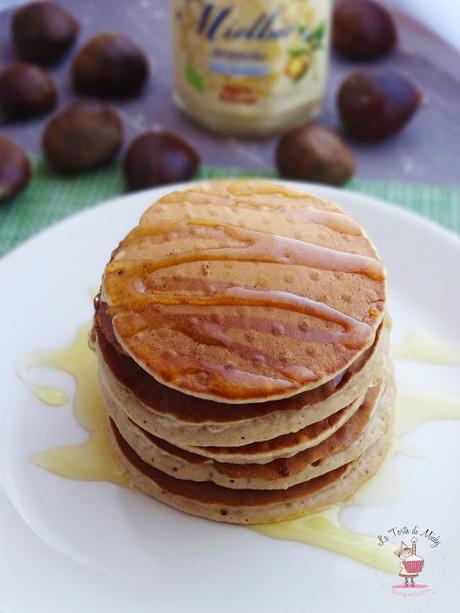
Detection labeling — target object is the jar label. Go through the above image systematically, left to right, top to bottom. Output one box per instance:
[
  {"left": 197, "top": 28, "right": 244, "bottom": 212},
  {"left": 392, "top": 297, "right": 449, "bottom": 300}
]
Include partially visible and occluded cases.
[{"left": 172, "top": 0, "right": 330, "bottom": 121}]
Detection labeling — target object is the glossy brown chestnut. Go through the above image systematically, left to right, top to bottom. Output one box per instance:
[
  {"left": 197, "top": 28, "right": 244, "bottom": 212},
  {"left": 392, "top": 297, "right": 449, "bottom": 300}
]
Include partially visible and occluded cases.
[
  {"left": 333, "top": 0, "right": 396, "bottom": 60},
  {"left": 12, "top": 1, "right": 80, "bottom": 65},
  {"left": 72, "top": 33, "right": 149, "bottom": 98},
  {"left": 0, "top": 63, "right": 57, "bottom": 120},
  {"left": 338, "top": 69, "right": 421, "bottom": 141},
  {"left": 43, "top": 100, "right": 123, "bottom": 174},
  {"left": 276, "top": 123, "right": 355, "bottom": 186},
  {"left": 124, "top": 131, "right": 200, "bottom": 189},
  {"left": 0, "top": 134, "right": 31, "bottom": 202}
]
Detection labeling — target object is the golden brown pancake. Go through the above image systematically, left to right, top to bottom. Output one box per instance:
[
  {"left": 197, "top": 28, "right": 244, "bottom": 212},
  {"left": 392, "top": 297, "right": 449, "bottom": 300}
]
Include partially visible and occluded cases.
[
  {"left": 94, "top": 180, "right": 393, "bottom": 524},
  {"left": 101, "top": 180, "right": 386, "bottom": 403},
  {"left": 95, "top": 303, "right": 384, "bottom": 424},
  {"left": 95, "top": 318, "right": 388, "bottom": 448},
  {"left": 102, "top": 377, "right": 364, "bottom": 463},
  {"left": 106, "top": 379, "right": 391, "bottom": 489},
  {"left": 191, "top": 394, "right": 364, "bottom": 463},
  {"left": 109, "top": 417, "right": 393, "bottom": 524},
  {"left": 110, "top": 417, "right": 352, "bottom": 503}
]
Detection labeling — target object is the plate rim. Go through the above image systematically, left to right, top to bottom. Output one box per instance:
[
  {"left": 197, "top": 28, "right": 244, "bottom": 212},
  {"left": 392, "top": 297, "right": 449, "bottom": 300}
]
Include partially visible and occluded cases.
[{"left": 1, "top": 178, "right": 459, "bottom": 610}]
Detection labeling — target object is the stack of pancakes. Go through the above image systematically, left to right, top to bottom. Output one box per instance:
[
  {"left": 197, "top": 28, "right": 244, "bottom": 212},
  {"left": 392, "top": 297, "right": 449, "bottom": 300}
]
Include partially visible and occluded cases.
[{"left": 93, "top": 180, "right": 394, "bottom": 524}]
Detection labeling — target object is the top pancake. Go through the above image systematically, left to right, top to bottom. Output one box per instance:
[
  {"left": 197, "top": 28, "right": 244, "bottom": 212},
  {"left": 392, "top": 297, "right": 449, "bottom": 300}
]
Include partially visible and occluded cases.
[{"left": 101, "top": 180, "right": 386, "bottom": 403}]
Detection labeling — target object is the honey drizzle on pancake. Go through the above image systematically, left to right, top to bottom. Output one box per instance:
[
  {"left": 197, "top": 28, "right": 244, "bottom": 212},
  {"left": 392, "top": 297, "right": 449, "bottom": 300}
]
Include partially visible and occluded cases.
[
  {"left": 160, "top": 190, "right": 363, "bottom": 235},
  {"left": 103, "top": 215, "right": 384, "bottom": 397},
  {"left": 106, "top": 220, "right": 381, "bottom": 350},
  {"left": 109, "top": 221, "right": 384, "bottom": 278},
  {"left": 114, "top": 289, "right": 372, "bottom": 348},
  {"left": 106, "top": 291, "right": 375, "bottom": 399},
  {"left": 108, "top": 302, "right": 374, "bottom": 399},
  {"left": 117, "top": 305, "right": 317, "bottom": 385},
  {"left": 95, "top": 312, "right": 381, "bottom": 425},
  {"left": 22, "top": 324, "right": 460, "bottom": 576}
]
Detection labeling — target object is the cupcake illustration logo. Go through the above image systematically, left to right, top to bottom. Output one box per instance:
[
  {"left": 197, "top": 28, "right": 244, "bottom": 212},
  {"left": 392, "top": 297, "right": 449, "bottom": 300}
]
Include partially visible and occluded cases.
[
  {"left": 375, "top": 524, "right": 445, "bottom": 596},
  {"left": 394, "top": 537, "right": 426, "bottom": 590}
]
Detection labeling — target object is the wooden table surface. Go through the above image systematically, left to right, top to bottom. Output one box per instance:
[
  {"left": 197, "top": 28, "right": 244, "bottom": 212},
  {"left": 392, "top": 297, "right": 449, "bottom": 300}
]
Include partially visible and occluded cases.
[{"left": 1, "top": 0, "right": 460, "bottom": 187}]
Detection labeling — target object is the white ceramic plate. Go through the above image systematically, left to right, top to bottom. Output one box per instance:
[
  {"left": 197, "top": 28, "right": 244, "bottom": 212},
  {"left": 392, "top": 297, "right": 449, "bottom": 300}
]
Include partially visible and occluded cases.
[{"left": 1, "top": 181, "right": 459, "bottom": 613}]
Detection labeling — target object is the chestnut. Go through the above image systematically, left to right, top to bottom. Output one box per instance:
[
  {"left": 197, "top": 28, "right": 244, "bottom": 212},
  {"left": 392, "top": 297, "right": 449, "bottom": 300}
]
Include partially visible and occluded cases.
[
  {"left": 333, "top": 0, "right": 396, "bottom": 60},
  {"left": 12, "top": 1, "right": 79, "bottom": 65},
  {"left": 72, "top": 33, "right": 149, "bottom": 98},
  {"left": 0, "top": 63, "right": 57, "bottom": 120},
  {"left": 338, "top": 69, "right": 421, "bottom": 142},
  {"left": 43, "top": 100, "right": 123, "bottom": 174},
  {"left": 276, "top": 123, "right": 355, "bottom": 186},
  {"left": 124, "top": 131, "right": 200, "bottom": 189},
  {"left": 0, "top": 134, "right": 31, "bottom": 202}
]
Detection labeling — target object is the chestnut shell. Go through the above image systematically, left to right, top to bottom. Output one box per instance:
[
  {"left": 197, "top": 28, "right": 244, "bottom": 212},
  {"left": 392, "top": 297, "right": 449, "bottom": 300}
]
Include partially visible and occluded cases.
[
  {"left": 333, "top": 0, "right": 397, "bottom": 60},
  {"left": 12, "top": 1, "right": 80, "bottom": 65},
  {"left": 72, "top": 33, "right": 149, "bottom": 98},
  {"left": 0, "top": 63, "right": 57, "bottom": 120},
  {"left": 338, "top": 69, "right": 421, "bottom": 142},
  {"left": 43, "top": 100, "right": 123, "bottom": 174},
  {"left": 276, "top": 123, "right": 355, "bottom": 186},
  {"left": 124, "top": 131, "right": 200, "bottom": 189},
  {"left": 0, "top": 134, "right": 31, "bottom": 202}
]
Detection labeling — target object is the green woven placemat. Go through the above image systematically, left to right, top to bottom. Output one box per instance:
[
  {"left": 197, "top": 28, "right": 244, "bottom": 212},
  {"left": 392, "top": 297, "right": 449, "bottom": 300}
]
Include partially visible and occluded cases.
[{"left": 1, "top": 157, "right": 460, "bottom": 257}]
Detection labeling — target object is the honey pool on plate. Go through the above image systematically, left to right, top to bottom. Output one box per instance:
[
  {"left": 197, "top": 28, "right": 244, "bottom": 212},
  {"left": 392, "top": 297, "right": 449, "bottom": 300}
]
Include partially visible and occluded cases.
[
  {"left": 25, "top": 323, "right": 128, "bottom": 487},
  {"left": 21, "top": 324, "right": 460, "bottom": 574}
]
